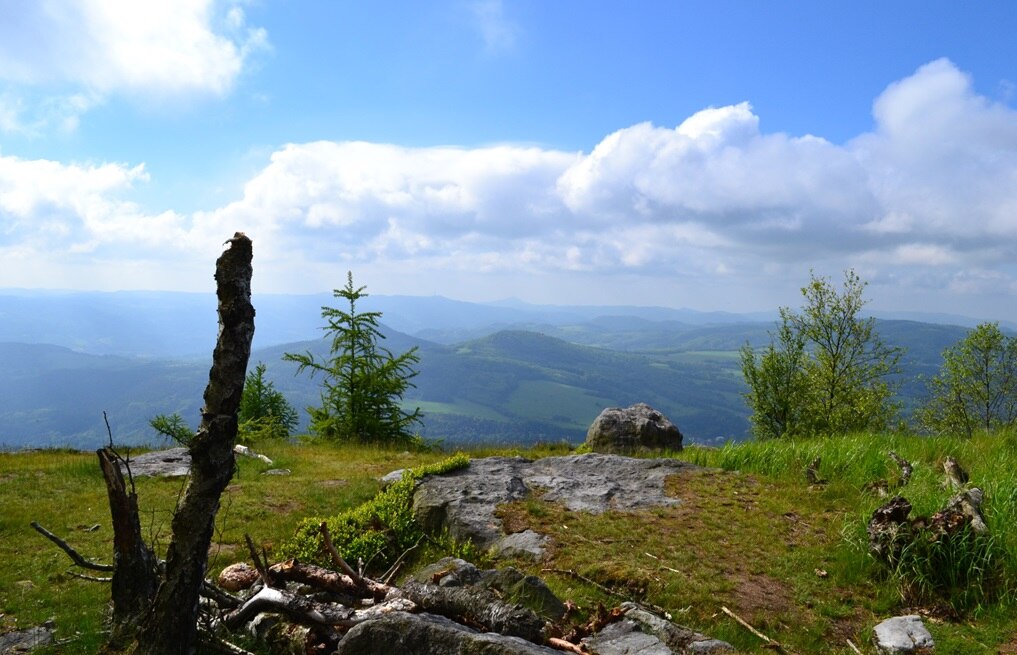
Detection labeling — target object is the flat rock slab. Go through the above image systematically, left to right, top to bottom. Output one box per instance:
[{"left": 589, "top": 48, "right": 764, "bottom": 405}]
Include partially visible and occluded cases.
[
  {"left": 120, "top": 447, "right": 192, "bottom": 478},
  {"left": 410, "top": 454, "right": 699, "bottom": 556},
  {"left": 0, "top": 625, "right": 54, "bottom": 654}
]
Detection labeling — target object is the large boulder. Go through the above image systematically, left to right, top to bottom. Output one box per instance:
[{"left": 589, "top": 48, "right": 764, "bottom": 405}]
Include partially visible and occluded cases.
[{"left": 586, "top": 403, "right": 683, "bottom": 454}]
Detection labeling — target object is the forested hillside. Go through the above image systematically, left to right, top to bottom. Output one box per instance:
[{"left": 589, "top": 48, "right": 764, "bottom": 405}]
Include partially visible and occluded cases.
[{"left": 0, "top": 317, "right": 975, "bottom": 449}]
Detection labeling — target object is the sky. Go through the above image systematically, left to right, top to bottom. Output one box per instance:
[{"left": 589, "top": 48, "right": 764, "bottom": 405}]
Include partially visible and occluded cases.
[{"left": 1, "top": 1, "right": 1017, "bottom": 321}]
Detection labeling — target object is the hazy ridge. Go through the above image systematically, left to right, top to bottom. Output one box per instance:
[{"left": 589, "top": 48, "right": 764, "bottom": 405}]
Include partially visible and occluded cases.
[{"left": 0, "top": 291, "right": 984, "bottom": 449}]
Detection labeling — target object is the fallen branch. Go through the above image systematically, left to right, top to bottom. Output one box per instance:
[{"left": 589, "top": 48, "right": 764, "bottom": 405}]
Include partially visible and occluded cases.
[
  {"left": 31, "top": 522, "right": 114, "bottom": 572},
  {"left": 269, "top": 559, "right": 391, "bottom": 600},
  {"left": 68, "top": 572, "right": 112, "bottom": 582},
  {"left": 397, "top": 580, "right": 545, "bottom": 643},
  {"left": 201, "top": 581, "right": 242, "bottom": 610},
  {"left": 222, "top": 586, "right": 415, "bottom": 631},
  {"left": 223, "top": 586, "right": 353, "bottom": 630},
  {"left": 721, "top": 606, "right": 783, "bottom": 652},
  {"left": 549, "top": 636, "right": 587, "bottom": 654}
]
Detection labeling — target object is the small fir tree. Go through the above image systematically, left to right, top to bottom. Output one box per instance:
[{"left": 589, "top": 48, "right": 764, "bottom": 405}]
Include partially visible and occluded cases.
[{"left": 284, "top": 271, "right": 422, "bottom": 445}]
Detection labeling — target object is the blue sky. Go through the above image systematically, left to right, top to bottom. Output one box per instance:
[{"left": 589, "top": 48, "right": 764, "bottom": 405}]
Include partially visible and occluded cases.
[{"left": 2, "top": 1, "right": 1017, "bottom": 321}]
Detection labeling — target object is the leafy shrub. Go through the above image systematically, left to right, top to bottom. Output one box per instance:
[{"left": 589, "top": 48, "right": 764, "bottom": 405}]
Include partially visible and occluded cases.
[{"left": 278, "top": 452, "right": 470, "bottom": 572}]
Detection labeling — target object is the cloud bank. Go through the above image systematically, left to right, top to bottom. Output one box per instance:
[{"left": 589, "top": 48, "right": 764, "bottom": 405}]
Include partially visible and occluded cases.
[
  {"left": 0, "top": 0, "right": 267, "bottom": 132},
  {"left": 2, "top": 59, "right": 1016, "bottom": 316}
]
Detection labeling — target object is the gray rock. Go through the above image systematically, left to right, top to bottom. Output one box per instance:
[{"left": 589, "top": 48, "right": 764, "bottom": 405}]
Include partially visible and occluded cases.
[
  {"left": 586, "top": 403, "right": 683, "bottom": 454},
  {"left": 119, "top": 447, "right": 191, "bottom": 477},
  {"left": 410, "top": 454, "right": 696, "bottom": 557},
  {"left": 261, "top": 468, "right": 291, "bottom": 476},
  {"left": 380, "top": 468, "right": 407, "bottom": 487},
  {"left": 491, "top": 530, "right": 548, "bottom": 559},
  {"left": 621, "top": 603, "right": 733, "bottom": 653},
  {"left": 336, "top": 611, "right": 561, "bottom": 655},
  {"left": 872, "top": 615, "right": 934, "bottom": 653},
  {"left": 584, "top": 619, "right": 672, "bottom": 655},
  {"left": 0, "top": 625, "right": 54, "bottom": 653}
]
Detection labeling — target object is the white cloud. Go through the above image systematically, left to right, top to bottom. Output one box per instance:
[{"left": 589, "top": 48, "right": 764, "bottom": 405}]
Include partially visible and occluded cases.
[
  {"left": 0, "top": 0, "right": 267, "bottom": 132},
  {"left": 470, "top": 0, "right": 518, "bottom": 53},
  {"left": 2, "top": 59, "right": 1017, "bottom": 318}
]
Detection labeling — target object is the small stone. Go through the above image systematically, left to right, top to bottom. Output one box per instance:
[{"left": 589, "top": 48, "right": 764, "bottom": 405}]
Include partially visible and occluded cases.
[
  {"left": 262, "top": 468, "right": 291, "bottom": 476},
  {"left": 218, "top": 562, "right": 260, "bottom": 592},
  {"left": 873, "top": 615, "right": 934, "bottom": 653}
]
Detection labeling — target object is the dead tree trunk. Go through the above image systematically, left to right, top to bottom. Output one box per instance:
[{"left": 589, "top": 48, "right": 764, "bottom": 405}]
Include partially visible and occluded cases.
[
  {"left": 129, "top": 234, "right": 255, "bottom": 655},
  {"left": 97, "top": 448, "right": 158, "bottom": 648}
]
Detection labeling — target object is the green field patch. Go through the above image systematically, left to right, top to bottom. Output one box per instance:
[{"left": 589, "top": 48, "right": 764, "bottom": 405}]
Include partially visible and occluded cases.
[
  {"left": 504, "top": 380, "right": 614, "bottom": 428},
  {"left": 404, "top": 399, "right": 507, "bottom": 421}
]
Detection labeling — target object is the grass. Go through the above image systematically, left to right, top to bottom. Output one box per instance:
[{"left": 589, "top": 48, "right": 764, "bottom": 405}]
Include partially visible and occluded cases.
[
  {"left": 3, "top": 433, "right": 1017, "bottom": 653},
  {"left": 0, "top": 441, "right": 450, "bottom": 654}
]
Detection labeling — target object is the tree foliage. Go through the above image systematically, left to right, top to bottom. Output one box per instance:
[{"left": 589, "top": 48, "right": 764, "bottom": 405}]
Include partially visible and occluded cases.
[
  {"left": 741, "top": 270, "right": 904, "bottom": 439},
  {"left": 284, "top": 271, "right": 423, "bottom": 445},
  {"left": 916, "top": 322, "right": 1017, "bottom": 437},
  {"left": 238, "top": 362, "right": 298, "bottom": 441},
  {"left": 149, "top": 412, "right": 193, "bottom": 445}
]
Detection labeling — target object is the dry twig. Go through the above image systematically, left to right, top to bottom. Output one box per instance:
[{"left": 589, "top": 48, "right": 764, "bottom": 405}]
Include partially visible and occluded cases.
[{"left": 721, "top": 606, "right": 784, "bottom": 652}]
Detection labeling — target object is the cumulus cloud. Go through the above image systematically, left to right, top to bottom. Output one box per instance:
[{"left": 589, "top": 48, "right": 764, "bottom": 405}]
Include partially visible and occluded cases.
[
  {"left": 0, "top": 0, "right": 267, "bottom": 132},
  {"left": 3, "top": 59, "right": 1017, "bottom": 316}
]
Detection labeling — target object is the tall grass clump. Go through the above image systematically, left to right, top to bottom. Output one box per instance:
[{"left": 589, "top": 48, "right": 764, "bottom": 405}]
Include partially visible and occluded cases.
[
  {"left": 680, "top": 431, "right": 1017, "bottom": 614},
  {"left": 279, "top": 452, "right": 470, "bottom": 572}
]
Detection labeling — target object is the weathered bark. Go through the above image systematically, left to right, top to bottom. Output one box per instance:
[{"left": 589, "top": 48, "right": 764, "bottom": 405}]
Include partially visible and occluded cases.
[
  {"left": 134, "top": 234, "right": 255, "bottom": 655},
  {"left": 97, "top": 447, "right": 159, "bottom": 647},
  {"left": 888, "top": 451, "right": 913, "bottom": 488},
  {"left": 943, "top": 455, "right": 969, "bottom": 490},
  {"left": 805, "top": 456, "right": 825, "bottom": 485},
  {"left": 867, "top": 495, "right": 913, "bottom": 565},
  {"left": 269, "top": 559, "right": 392, "bottom": 600},
  {"left": 223, "top": 586, "right": 415, "bottom": 630}
]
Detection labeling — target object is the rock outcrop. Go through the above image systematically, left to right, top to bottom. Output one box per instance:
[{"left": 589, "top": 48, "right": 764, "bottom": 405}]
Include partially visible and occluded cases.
[
  {"left": 586, "top": 403, "right": 683, "bottom": 454},
  {"left": 410, "top": 453, "right": 697, "bottom": 557}
]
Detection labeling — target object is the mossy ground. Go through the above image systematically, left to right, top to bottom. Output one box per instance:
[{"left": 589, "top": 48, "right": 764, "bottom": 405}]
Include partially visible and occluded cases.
[{"left": 3, "top": 433, "right": 1017, "bottom": 653}]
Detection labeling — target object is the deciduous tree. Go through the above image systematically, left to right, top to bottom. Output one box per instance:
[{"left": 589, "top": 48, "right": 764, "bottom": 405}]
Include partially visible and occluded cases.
[
  {"left": 741, "top": 270, "right": 903, "bottom": 439},
  {"left": 917, "top": 322, "right": 1017, "bottom": 437}
]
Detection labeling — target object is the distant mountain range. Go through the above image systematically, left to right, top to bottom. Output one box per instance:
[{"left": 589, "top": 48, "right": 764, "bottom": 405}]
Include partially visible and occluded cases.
[{"left": 0, "top": 290, "right": 990, "bottom": 450}]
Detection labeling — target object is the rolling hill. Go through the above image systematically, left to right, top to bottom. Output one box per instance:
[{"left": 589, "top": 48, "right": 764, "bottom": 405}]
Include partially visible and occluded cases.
[{"left": 0, "top": 316, "right": 975, "bottom": 450}]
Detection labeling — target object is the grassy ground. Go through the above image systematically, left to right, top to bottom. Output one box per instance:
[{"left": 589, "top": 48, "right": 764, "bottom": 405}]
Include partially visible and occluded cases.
[
  {"left": 2, "top": 434, "right": 1017, "bottom": 653},
  {"left": 0, "top": 442, "right": 449, "bottom": 653}
]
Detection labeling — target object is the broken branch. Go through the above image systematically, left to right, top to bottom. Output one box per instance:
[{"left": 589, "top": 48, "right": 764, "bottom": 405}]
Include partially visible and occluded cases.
[
  {"left": 31, "top": 522, "right": 114, "bottom": 572},
  {"left": 319, "top": 522, "right": 367, "bottom": 588}
]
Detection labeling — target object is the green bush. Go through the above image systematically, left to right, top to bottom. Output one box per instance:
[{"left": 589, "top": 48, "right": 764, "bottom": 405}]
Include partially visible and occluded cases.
[{"left": 278, "top": 452, "right": 470, "bottom": 572}]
